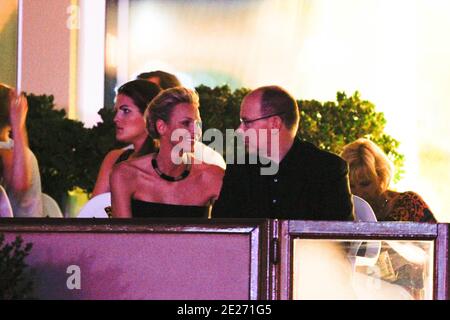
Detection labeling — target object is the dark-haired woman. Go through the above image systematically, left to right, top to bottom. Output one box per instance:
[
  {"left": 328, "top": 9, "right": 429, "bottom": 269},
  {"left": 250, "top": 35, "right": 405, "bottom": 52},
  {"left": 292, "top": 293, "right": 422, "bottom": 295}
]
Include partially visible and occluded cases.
[{"left": 92, "top": 80, "right": 161, "bottom": 196}]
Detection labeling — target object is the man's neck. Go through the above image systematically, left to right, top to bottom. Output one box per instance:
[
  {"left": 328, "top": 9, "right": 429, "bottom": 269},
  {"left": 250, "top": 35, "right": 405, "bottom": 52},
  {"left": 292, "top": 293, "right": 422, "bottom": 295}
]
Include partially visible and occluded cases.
[
  {"left": 265, "top": 136, "right": 295, "bottom": 164},
  {"left": 278, "top": 138, "right": 295, "bottom": 163}
]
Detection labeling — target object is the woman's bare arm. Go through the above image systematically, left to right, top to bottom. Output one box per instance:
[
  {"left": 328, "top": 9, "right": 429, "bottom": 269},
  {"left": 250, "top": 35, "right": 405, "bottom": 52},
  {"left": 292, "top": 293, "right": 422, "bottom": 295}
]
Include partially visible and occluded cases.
[
  {"left": 4, "top": 92, "right": 31, "bottom": 192},
  {"left": 92, "top": 149, "right": 123, "bottom": 197},
  {"left": 110, "top": 162, "right": 134, "bottom": 218},
  {"left": 206, "top": 165, "right": 225, "bottom": 202}
]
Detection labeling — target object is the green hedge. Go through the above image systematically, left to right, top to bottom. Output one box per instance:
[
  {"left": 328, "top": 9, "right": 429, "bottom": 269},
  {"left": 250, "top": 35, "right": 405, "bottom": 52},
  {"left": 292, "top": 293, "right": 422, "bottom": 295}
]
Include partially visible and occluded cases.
[
  {"left": 26, "top": 85, "right": 403, "bottom": 206},
  {"left": 0, "top": 234, "right": 34, "bottom": 299}
]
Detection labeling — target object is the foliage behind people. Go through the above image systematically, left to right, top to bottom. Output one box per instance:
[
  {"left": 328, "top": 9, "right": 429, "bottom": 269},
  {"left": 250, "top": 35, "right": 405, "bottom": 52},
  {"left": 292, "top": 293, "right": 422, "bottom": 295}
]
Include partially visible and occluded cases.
[
  {"left": 25, "top": 86, "right": 403, "bottom": 206},
  {"left": 0, "top": 234, "right": 34, "bottom": 299}
]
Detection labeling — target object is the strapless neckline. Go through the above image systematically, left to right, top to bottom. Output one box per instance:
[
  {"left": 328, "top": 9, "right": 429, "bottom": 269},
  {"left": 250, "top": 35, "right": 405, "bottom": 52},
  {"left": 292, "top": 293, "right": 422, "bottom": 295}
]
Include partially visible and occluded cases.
[{"left": 131, "top": 199, "right": 209, "bottom": 218}]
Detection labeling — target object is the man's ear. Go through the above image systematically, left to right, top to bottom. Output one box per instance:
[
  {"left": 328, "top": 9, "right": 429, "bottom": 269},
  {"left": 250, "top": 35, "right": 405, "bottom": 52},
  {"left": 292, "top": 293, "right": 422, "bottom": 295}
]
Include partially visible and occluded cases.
[
  {"left": 270, "top": 115, "right": 283, "bottom": 130},
  {"left": 156, "top": 119, "right": 167, "bottom": 137}
]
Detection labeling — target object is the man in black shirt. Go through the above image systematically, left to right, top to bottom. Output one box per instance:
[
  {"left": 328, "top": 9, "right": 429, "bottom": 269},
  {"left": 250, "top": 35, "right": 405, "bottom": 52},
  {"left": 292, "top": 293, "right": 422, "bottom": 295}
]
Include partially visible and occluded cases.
[{"left": 212, "top": 86, "right": 354, "bottom": 220}]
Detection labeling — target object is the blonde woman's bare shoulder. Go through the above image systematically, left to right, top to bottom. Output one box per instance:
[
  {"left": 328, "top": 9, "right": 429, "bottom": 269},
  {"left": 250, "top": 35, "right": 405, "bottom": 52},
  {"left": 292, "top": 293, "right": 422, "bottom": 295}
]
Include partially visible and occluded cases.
[
  {"left": 196, "top": 162, "right": 225, "bottom": 179},
  {"left": 195, "top": 163, "right": 224, "bottom": 200}
]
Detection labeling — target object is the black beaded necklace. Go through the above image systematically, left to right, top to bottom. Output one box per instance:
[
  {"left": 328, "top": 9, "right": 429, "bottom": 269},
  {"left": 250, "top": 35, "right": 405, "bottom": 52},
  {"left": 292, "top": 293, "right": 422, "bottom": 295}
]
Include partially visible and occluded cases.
[{"left": 151, "top": 155, "right": 191, "bottom": 182}]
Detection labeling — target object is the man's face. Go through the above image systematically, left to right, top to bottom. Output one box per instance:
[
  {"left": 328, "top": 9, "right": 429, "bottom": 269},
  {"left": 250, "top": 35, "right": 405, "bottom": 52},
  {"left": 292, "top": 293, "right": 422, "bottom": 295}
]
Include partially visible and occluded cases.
[{"left": 237, "top": 92, "right": 272, "bottom": 155}]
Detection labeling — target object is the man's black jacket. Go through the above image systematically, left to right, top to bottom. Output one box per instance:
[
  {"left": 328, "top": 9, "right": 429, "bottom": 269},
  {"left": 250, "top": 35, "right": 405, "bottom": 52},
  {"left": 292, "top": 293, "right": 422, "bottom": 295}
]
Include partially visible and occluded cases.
[{"left": 212, "top": 139, "right": 354, "bottom": 220}]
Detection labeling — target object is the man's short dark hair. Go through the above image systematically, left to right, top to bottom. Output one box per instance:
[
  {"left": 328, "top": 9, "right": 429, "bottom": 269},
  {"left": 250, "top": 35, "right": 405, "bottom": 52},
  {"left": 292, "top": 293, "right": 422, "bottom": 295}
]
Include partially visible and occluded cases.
[
  {"left": 136, "top": 70, "right": 181, "bottom": 89},
  {"left": 259, "top": 86, "right": 299, "bottom": 131}
]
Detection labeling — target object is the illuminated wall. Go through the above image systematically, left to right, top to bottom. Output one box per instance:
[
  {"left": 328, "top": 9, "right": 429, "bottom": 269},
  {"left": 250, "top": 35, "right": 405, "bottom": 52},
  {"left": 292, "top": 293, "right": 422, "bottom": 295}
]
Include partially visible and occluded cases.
[
  {"left": 0, "top": 0, "right": 18, "bottom": 87},
  {"left": 5, "top": 0, "right": 449, "bottom": 220},
  {"left": 20, "top": 0, "right": 74, "bottom": 111},
  {"left": 111, "top": 0, "right": 449, "bottom": 221}
]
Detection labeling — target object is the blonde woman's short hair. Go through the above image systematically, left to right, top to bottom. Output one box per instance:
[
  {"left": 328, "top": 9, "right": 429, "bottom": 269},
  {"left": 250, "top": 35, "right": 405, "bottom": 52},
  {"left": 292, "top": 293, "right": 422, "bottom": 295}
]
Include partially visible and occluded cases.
[
  {"left": 145, "top": 87, "right": 199, "bottom": 139},
  {"left": 340, "top": 138, "right": 394, "bottom": 192}
]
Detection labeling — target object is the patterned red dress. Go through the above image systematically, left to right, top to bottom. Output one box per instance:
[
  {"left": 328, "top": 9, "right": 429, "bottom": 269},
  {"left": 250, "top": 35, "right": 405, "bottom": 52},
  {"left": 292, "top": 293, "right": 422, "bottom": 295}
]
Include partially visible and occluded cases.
[
  {"left": 376, "top": 191, "right": 436, "bottom": 299},
  {"left": 383, "top": 191, "right": 436, "bottom": 223}
]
